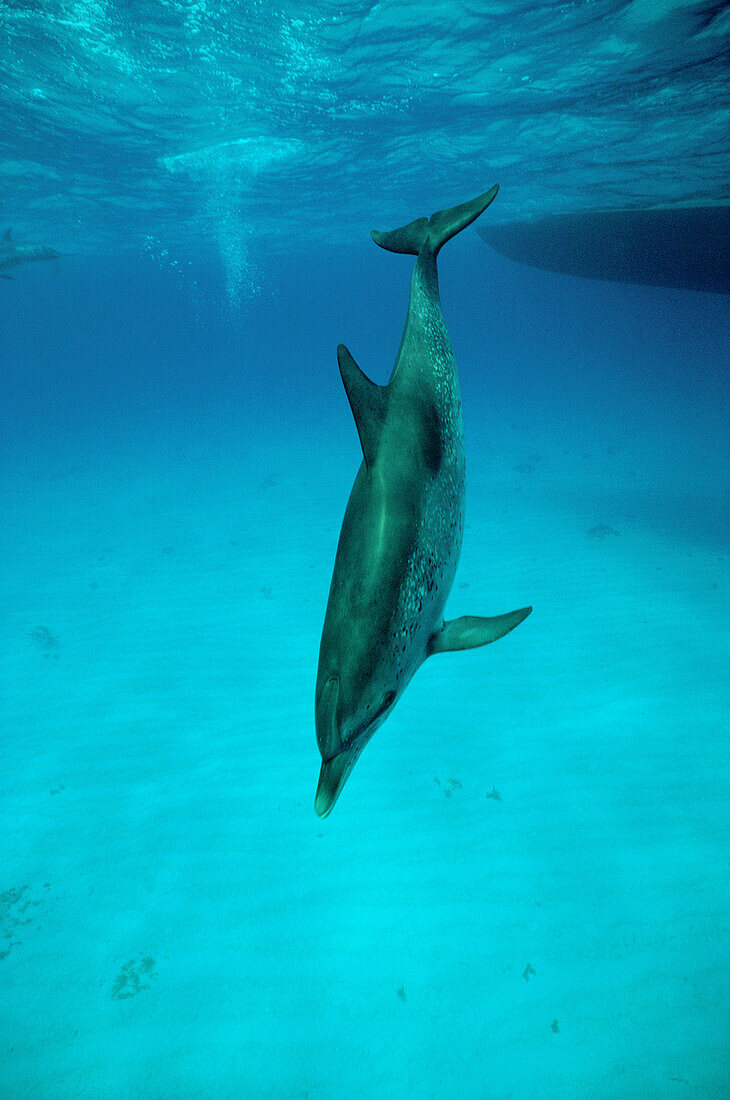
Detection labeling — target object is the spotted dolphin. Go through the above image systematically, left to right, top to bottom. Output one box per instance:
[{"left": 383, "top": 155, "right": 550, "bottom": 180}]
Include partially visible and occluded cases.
[
  {"left": 314, "top": 185, "right": 532, "bottom": 818},
  {"left": 0, "top": 229, "right": 60, "bottom": 278}
]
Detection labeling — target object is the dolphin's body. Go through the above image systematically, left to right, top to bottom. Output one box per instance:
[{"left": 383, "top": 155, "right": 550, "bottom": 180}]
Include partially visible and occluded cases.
[
  {"left": 314, "top": 186, "right": 532, "bottom": 818},
  {"left": 0, "top": 230, "right": 60, "bottom": 277}
]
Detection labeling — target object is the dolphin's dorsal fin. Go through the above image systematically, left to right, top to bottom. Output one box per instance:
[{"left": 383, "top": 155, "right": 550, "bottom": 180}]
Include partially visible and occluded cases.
[
  {"left": 2, "top": 229, "right": 12, "bottom": 244},
  {"left": 337, "top": 343, "right": 388, "bottom": 469},
  {"left": 427, "top": 606, "right": 532, "bottom": 655}
]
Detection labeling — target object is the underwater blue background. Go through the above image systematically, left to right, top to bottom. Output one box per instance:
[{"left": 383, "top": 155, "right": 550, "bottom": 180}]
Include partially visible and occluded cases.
[{"left": 1, "top": 2, "right": 729, "bottom": 1097}]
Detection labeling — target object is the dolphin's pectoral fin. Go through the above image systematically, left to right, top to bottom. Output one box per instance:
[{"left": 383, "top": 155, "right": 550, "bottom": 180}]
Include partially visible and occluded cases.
[
  {"left": 2, "top": 229, "right": 12, "bottom": 244},
  {"left": 337, "top": 343, "right": 388, "bottom": 468},
  {"left": 427, "top": 606, "right": 532, "bottom": 655},
  {"left": 315, "top": 675, "right": 342, "bottom": 759}
]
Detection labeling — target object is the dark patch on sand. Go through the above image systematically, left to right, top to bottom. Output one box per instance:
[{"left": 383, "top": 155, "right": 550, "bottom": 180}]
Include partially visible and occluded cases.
[{"left": 111, "top": 956, "right": 157, "bottom": 1000}]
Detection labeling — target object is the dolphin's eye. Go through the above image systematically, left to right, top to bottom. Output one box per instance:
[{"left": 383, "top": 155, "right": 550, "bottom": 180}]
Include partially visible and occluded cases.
[{"left": 367, "top": 690, "right": 396, "bottom": 727}]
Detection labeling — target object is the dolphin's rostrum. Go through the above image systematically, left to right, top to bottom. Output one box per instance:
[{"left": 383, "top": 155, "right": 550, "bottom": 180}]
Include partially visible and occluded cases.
[{"left": 315, "top": 186, "right": 531, "bottom": 818}]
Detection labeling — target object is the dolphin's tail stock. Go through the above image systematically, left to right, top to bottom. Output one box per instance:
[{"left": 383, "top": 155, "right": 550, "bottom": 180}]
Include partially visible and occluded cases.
[{"left": 371, "top": 184, "right": 499, "bottom": 258}]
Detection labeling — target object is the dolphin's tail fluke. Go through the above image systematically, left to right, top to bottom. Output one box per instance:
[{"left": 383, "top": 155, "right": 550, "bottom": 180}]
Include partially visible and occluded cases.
[{"left": 371, "top": 184, "right": 499, "bottom": 257}]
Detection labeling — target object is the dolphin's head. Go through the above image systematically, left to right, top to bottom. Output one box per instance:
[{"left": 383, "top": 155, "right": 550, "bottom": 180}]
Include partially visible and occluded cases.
[{"left": 314, "top": 662, "right": 398, "bottom": 818}]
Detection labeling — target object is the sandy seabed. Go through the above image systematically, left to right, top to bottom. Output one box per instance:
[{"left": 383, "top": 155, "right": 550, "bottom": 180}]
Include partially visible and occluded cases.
[{"left": 1, "top": 411, "right": 727, "bottom": 1100}]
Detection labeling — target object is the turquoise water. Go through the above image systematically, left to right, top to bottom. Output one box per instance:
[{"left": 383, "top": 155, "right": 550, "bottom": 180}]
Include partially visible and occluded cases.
[{"left": 1, "top": 4, "right": 729, "bottom": 1098}]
